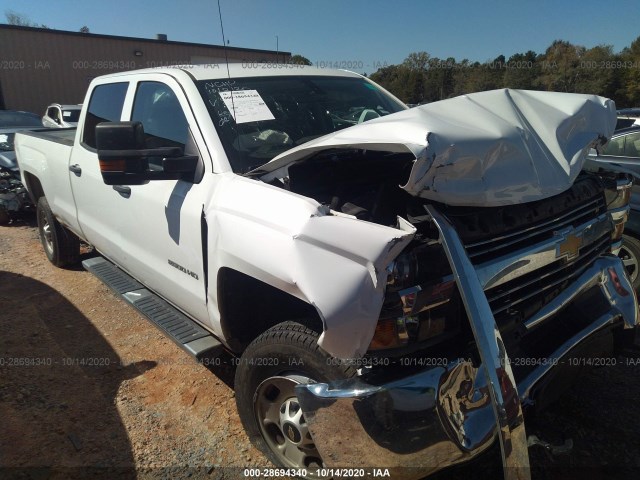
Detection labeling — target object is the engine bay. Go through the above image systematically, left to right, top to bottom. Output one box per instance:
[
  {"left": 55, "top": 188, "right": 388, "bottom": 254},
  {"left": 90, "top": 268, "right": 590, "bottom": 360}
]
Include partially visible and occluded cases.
[{"left": 284, "top": 149, "right": 420, "bottom": 227}]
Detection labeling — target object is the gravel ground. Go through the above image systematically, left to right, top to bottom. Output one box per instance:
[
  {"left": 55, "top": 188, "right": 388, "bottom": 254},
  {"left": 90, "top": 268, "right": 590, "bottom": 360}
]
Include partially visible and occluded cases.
[
  {"left": 1, "top": 218, "right": 640, "bottom": 480},
  {"left": 0, "top": 219, "right": 269, "bottom": 480}
]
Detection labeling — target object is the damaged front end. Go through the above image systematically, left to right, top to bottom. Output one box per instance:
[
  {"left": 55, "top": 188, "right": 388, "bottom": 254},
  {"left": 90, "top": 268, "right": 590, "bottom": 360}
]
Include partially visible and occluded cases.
[
  {"left": 245, "top": 89, "right": 639, "bottom": 479},
  {"left": 295, "top": 197, "right": 638, "bottom": 480}
]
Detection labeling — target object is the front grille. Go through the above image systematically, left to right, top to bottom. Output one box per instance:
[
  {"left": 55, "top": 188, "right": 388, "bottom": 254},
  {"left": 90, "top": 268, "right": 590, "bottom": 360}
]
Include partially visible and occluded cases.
[
  {"left": 444, "top": 175, "right": 607, "bottom": 265},
  {"left": 448, "top": 176, "right": 612, "bottom": 371},
  {"left": 465, "top": 196, "right": 606, "bottom": 264},
  {"left": 485, "top": 233, "right": 610, "bottom": 324}
]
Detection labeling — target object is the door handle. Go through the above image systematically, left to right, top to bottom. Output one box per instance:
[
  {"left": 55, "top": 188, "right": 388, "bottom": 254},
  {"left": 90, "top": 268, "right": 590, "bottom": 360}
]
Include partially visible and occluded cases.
[
  {"left": 69, "top": 164, "right": 82, "bottom": 176},
  {"left": 112, "top": 185, "right": 131, "bottom": 197}
]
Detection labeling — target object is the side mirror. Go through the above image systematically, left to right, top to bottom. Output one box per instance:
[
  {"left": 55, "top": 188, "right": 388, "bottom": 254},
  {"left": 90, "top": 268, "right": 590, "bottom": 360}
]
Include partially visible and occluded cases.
[{"left": 96, "top": 121, "right": 198, "bottom": 185}]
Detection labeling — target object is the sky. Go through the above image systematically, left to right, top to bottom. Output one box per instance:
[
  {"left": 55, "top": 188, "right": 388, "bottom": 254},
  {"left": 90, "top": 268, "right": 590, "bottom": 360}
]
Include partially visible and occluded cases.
[{"left": 1, "top": 0, "right": 639, "bottom": 74}]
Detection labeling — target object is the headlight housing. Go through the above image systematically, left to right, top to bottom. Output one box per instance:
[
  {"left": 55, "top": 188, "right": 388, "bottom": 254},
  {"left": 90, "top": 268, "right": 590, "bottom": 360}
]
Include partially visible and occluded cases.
[{"left": 371, "top": 272, "right": 457, "bottom": 351}]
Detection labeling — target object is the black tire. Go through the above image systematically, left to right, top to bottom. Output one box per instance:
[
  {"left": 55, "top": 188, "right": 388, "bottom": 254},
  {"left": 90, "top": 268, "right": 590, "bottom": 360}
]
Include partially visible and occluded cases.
[
  {"left": 36, "top": 196, "right": 80, "bottom": 267},
  {"left": 0, "top": 206, "right": 9, "bottom": 225},
  {"left": 619, "top": 233, "right": 640, "bottom": 291},
  {"left": 235, "top": 321, "right": 356, "bottom": 472}
]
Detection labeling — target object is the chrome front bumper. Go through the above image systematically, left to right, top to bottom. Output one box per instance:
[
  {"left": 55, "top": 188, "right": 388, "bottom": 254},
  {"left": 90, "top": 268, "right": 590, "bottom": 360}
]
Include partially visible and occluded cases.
[{"left": 296, "top": 207, "right": 639, "bottom": 480}]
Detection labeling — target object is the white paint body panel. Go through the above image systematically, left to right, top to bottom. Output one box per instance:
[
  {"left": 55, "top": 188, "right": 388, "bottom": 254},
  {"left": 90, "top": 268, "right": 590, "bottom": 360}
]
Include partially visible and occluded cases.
[{"left": 203, "top": 174, "right": 414, "bottom": 358}]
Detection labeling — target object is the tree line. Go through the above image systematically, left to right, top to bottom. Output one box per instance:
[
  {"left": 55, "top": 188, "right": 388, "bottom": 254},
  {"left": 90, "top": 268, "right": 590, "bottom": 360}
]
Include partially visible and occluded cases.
[{"left": 369, "top": 38, "right": 640, "bottom": 108}]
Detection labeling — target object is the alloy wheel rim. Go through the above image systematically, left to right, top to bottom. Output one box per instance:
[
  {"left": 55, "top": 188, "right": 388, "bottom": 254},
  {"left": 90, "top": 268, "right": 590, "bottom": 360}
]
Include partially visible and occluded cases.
[
  {"left": 39, "top": 212, "right": 54, "bottom": 255},
  {"left": 254, "top": 375, "right": 323, "bottom": 471}
]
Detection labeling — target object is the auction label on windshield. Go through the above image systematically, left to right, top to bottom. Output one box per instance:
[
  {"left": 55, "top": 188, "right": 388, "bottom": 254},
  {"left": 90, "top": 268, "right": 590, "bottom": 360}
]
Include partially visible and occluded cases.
[{"left": 219, "top": 89, "right": 275, "bottom": 124}]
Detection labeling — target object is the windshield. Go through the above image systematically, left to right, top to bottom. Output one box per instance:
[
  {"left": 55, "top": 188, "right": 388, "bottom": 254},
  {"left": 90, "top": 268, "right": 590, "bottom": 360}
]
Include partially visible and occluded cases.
[
  {"left": 197, "top": 76, "right": 405, "bottom": 173},
  {"left": 0, "top": 133, "right": 15, "bottom": 151}
]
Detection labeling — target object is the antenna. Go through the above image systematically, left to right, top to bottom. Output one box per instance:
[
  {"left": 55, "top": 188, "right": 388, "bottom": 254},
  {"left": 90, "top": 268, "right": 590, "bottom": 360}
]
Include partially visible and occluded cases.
[{"left": 217, "top": 0, "right": 236, "bottom": 119}]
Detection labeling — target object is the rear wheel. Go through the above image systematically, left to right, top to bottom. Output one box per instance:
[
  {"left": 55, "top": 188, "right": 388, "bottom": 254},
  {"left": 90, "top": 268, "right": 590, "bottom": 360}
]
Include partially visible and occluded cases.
[
  {"left": 36, "top": 196, "right": 80, "bottom": 267},
  {"left": 235, "top": 321, "right": 355, "bottom": 473}
]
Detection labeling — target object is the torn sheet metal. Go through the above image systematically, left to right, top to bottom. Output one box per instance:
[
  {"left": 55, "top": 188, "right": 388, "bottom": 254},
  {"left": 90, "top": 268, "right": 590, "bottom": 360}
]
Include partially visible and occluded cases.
[
  {"left": 253, "top": 89, "right": 616, "bottom": 207},
  {"left": 206, "top": 175, "right": 415, "bottom": 359}
]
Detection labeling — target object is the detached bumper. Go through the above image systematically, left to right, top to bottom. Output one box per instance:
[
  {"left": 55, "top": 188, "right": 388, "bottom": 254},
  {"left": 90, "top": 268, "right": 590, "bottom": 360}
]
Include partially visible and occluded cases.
[{"left": 296, "top": 208, "right": 639, "bottom": 480}]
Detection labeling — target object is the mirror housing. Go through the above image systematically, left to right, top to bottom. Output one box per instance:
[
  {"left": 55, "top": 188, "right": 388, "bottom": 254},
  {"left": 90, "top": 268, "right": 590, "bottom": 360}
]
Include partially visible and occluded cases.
[{"left": 96, "top": 121, "right": 198, "bottom": 185}]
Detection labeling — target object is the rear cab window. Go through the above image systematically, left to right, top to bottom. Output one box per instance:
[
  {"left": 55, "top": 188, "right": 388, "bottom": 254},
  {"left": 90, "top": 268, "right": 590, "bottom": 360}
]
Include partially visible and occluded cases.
[{"left": 82, "top": 82, "right": 128, "bottom": 150}]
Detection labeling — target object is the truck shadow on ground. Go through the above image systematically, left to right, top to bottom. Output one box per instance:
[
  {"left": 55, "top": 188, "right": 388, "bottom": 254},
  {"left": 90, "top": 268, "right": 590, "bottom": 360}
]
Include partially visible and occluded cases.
[{"left": 0, "top": 271, "right": 155, "bottom": 479}]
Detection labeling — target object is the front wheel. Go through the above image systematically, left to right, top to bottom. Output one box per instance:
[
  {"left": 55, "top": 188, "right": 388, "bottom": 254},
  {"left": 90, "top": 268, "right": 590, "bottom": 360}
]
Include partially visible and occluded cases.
[
  {"left": 36, "top": 196, "right": 80, "bottom": 267},
  {"left": 618, "top": 233, "right": 640, "bottom": 291},
  {"left": 235, "top": 321, "right": 355, "bottom": 472}
]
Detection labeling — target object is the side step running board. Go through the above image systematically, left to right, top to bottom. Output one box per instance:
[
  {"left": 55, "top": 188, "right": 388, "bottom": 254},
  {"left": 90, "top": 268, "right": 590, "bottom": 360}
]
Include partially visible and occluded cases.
[{"left": 83, "top": 257, "right": 223, "bottom": 360}]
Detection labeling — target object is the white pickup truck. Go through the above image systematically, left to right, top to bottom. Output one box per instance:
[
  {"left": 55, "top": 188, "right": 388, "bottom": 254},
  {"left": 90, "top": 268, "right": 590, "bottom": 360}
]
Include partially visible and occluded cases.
[{"left": 15, "top": 65, "right": 640, "bottom": 479}]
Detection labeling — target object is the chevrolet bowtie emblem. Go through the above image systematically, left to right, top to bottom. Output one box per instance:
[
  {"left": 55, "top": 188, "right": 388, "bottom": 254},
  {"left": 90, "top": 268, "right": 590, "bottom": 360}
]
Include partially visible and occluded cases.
[{"left": 558, "top": 233, "right": 582, "bottom": 261}]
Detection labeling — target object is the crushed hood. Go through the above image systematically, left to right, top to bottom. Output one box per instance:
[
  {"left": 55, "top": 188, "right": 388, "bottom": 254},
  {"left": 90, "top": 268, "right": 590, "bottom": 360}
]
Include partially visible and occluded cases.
[{"left": 254, "top": 89, "right": 616, "bottom": 207}]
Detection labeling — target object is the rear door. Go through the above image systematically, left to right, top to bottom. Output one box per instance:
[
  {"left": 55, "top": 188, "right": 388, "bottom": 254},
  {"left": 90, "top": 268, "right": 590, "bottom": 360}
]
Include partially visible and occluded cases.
[{"left": 69, "top": 81, "right": 130, "bottom": 265}]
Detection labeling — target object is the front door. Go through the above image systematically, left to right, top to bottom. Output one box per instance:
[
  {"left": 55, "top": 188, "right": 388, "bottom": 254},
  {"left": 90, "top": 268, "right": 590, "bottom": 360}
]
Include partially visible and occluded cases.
[{"left": 116, "top": 76, "right": 210, "bottom": 322}]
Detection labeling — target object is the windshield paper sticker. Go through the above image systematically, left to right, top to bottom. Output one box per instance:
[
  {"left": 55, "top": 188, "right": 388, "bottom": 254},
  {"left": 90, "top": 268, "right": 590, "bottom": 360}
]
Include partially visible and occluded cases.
[{"left": 219, "top": 90, "right": 275, "bottom": 124}]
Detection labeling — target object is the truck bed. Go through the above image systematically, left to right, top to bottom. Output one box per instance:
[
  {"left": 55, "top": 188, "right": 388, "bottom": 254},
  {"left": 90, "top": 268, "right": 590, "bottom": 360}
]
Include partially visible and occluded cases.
[
  {"left": 15, "top": 127, "right": 78, "bottom": 234},
  {"left": 18, "top": 128, "right": 76, "bottom": 147}
]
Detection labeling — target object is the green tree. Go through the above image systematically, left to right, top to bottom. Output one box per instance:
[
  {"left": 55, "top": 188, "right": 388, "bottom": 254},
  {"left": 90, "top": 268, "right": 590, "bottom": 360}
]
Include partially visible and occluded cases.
[
  {"left": 5, "top": 10, "right": 48, "bottom": 28},
  {"left": 620, "top": 36, "right": 640, "bottom": 106},
  {"left": 538, "top": 40, "right": 584, "bottom": 92},
  {"left": 574, "top": 44, "right": 625, "bottom": 104},
  {"left": 403, "top": 51, "right": 431, "bottom": 71},
  {"left": 503, "top": 51, "right": 541, "bottom": 90},
  {"left": 289, "top": 54, "right": 312, "bottom": 65},
  {"left": 422, "top": 57, "right": 456, "bottom": 102},
  {"left": 451, "top": 59, "right": 479, "bottom": 96},
  {"left": 370, "top": 64, "right": 426, "bottom": 103}
]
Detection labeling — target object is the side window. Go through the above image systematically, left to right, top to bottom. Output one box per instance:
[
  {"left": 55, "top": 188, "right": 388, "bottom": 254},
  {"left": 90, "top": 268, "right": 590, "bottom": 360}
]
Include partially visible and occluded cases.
[
  {"left": 82, "top": 82, "right": 128, "bottom": 149},
  {"left": 131, "top": 82, "right": 189, "bottom": 149},
  {"left": 46, "top": 107, "right": 57, "bottom": 121},
  {"left": 622, "top": 132, "right": 640, "bottom": 158},
  {"left": 602, "top": 135, "right": 625, "bottom": 156}
]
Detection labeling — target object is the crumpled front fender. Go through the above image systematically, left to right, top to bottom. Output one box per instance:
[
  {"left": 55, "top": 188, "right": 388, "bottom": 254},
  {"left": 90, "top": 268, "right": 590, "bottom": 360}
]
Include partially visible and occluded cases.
[
  {"left": 206, "top": 176, "right": 415, "bottom": 359},
  {"left": 296, "top": 205, "right": 531, "bottom": 480}
]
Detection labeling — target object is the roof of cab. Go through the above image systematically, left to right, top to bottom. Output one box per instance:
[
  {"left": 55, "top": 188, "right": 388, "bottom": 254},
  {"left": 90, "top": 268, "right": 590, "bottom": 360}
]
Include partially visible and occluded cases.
[{"left": 97, "top": 64, "right": 363, "bottom": 81}]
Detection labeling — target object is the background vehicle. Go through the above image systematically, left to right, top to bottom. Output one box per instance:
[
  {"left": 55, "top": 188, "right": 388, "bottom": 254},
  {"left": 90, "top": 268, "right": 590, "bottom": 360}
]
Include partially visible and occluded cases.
[
  {"left": 14, "top": 66, "right": 640, "bottom": 479},
  {"left": 42, "top": 103, "right": 82, "bottom": 128},
  {"left": 615, "top": 108, "right": 640, "bottom": 130},
  {"left": 0, "top": 110, "right": 42, "bottom": 224},
  {"left": 587, "top": 125, "right": 640, "bottom": 289}
]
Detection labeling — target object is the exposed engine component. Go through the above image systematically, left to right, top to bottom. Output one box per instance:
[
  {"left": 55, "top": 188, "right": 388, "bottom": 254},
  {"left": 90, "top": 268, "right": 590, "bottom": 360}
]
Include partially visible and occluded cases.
[{"left": 0, "top": 166, "right": 32, "bottom": 224}]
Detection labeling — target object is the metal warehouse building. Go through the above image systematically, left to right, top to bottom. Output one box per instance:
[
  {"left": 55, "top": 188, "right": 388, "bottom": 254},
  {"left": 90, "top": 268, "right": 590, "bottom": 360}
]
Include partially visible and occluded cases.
[{"left": 0, "top": 24, "right": 290, "bottom": 114}]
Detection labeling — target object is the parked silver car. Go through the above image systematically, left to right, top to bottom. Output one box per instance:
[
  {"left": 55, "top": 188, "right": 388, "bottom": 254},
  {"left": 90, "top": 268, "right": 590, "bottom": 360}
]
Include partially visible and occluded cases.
[
  {"left": 42, "top": 103, "right": 81, "bottom": 128},
  {"left": 587, "top": 125, "right": 640, "bottom": 289}
]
